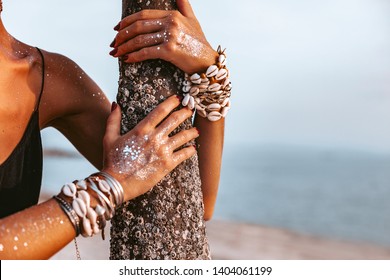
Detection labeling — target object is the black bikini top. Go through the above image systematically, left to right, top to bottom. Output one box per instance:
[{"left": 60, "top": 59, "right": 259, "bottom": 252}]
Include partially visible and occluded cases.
[{"left": 0, "top": 48, "right": 45, "bottom": 218}]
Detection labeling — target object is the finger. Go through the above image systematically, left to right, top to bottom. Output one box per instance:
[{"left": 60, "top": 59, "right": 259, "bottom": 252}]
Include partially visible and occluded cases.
[
  {"left": 177, "top": 0, "right": 196, "bottom": 18},
  {"left": 117, "top": 10, "right": 170, "bottom": 31},
  {"left": 113, "top": 19, "right": 164, "bottom": 48},
  {"left": 115, "top": 32, "right": 166, "bottom": 57},
  {"left": 123, "top": 44, "right": 171, "bottom": 64},
  {"left": 138, "top": 95, "right": 181, "bottom": 128},
  {"left": 104, "top": 102, "right": 122, "bottom": 146},
  {"left": 156, "top": 107, "right": 193, "bottom": 135},
  {"left": 168, "top": 127, "right": 199, "bottom": 150},
  {"left": 172, "top": 145, "right": 197, "bottom": 164}
]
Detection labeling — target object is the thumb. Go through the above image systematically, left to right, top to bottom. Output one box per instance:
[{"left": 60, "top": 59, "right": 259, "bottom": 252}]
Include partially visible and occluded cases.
[
  {"left": 177, "top": 0, "right": 195, "bottom": 18},
  {"left": 104, "top": 102, "right": 121, "bottom": 147}
]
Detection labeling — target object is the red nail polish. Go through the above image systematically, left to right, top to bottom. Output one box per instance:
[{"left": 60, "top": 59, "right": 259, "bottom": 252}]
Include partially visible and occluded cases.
[
  {"left": 114, "top": 23, "right": 120, "bottom": 31},
  {"left": 110, "top": 39, "right": 116, "bottom": 48},
  {"left": 109, "top": 48, "right": 118, "bottom": 56},
  {"left": 123, "top": 55, "right": 128, "bottom": 61},
  {"left": 176, "top": 95, "right": 183, "bottom": 101},
  {"left": 111, "top": 102, "right": 118, "bottom": 112},
  {"left": 196, "top": 128, "right": 200, "bottom": 135},
  {"left": 193, "top": 144, "right": 197, "bottom": 149}
]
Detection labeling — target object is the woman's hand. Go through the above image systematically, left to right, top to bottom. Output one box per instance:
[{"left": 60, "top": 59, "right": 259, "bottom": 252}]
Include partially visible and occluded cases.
[
  {"left": 109, "top": 0, "right": 218, "bottom": 74},
  {"left": 101, "top": 95, "right": 198, "bottom": 202}
]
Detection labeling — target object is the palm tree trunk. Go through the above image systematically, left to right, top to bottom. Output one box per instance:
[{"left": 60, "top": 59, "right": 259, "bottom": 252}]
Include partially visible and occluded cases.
[
  {"left": 111, "top": 0, "right": 210, "bottom": 260},
  {"left": 117, "top": 0, "right": 184, "bottom": 134}
]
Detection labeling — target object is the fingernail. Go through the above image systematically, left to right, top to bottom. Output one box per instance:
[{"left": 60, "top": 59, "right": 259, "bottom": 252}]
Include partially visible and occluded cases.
[
  {"left": 114, "top": 23, "right": 120, "bottom": 31},
  {"left": 110, "top": 39, "right": 116, "bottom": 48},
  {"left": 109, "top": 48, "right": 118, "bottom": 56},
  {"left": 123, "top": 55, "right": 128, "bottom": 61},
  {"left": 176, "top": 95, "right": 183, "bottom": 101},
  {"left": 111, "top": 102, "right": 118, "bottom": 112},
  {"left": 195, "top": 128, "right": 200, "bottom": 135},
  {"left": 193, "top": 144, "right": 198, "bottom": 149}
]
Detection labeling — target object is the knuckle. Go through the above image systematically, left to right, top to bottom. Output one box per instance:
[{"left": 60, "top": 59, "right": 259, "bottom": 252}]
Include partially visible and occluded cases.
[
  {"left": 138, "top": 10, "right": 148, "bottom": 20},
  {"left": 169, "top": 11, "right": 180, "bottom": 25},
  {"left": 133, "top": 21, "right": 142, "bottom": 33},
  {"left": 134, "top": 35, "right": 143, "bottom": 45},
  {"left": 164, "top": 41, "right": 177, "bottom": 53},
  {"left": 140, "top": 47, "right": 149, "bottom": 59},
  {"left": 169, "top": 111, "right": 182, "bottom": 124},
  {"left": 133, "top": 125, "right": 148, "bottom": 137}
]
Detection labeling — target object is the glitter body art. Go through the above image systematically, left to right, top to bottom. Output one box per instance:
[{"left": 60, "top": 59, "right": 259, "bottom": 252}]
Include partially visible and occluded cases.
[{"left": 110, "top": 0, "right": 210, "bottom": 260}]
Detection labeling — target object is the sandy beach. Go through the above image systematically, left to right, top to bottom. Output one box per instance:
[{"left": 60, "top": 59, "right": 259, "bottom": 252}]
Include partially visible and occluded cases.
[{"left": 49, "top": 219, "right": 390, "bottom": 260}]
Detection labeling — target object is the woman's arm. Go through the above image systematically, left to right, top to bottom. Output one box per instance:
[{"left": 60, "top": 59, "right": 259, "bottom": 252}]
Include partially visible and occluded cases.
[
  {"left": 110, "top": 0, "right": 225, "bottom": 219},
  {"left": 39, "top": 51, "right": 111, "bottom": 170},
  {"left": 0, "top": 96, "right": 199, "bottom": 259},
  {"left": 194, "top": 117, "right": 224, "bottom": 220}
]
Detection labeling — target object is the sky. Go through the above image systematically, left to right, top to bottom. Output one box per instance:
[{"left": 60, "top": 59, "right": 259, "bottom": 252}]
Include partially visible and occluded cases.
[{"left": 3, "top": 0, "right": 390, "bottom": 153}]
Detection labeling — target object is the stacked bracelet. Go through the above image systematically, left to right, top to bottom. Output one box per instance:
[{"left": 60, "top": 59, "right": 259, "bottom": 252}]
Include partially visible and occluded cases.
[
  {"left": 182, "top": 46, "right": 232, "bottom": 121},
  {"left": 54, "top": 172, "right": 124, "bottom": 240},
  {"left": 54, "top": 195, "right": 81, "bottom": 236}
]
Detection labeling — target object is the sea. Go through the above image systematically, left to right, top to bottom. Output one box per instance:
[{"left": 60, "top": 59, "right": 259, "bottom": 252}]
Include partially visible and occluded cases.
[{"left": 41, "top": 134, "right": 390, "bottom": 248}]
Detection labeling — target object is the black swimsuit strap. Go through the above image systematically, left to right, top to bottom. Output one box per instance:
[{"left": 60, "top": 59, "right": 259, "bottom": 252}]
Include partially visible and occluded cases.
[{"left": 35, "top": 47, "right": 45, "bottom": 111}]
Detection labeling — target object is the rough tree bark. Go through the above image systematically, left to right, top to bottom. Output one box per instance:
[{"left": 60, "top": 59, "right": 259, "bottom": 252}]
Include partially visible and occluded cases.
[{"left": 110, "top": 0, "right": 210, "bottom": 260}]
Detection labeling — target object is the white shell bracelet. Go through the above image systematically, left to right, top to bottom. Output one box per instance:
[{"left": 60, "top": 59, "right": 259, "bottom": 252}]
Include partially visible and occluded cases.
[
  {"left": 182, "top": 46, "right": 232, "bottom": 121},
  {"left": 57, "top": 172, "right": 124, "bottom": 240}
]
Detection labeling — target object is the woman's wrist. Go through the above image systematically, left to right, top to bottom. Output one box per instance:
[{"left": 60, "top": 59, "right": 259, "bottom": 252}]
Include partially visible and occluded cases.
[{"left": 186, "top": 48, "right": 219, "bottom": 75}]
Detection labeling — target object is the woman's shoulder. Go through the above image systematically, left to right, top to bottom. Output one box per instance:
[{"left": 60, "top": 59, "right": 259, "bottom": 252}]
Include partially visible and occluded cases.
[
  {"left": 36, "top": 49, "right": 104, "bottom": 127},
  {"left": 38, "top": 49, "right": 87, "bottom": 82}
]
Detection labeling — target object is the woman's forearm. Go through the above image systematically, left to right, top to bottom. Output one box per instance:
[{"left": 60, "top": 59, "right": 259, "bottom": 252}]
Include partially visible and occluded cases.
[
  {"left": 194, "top": 115, "right": 225, "bottom": 221},
  {"left": 0, "top": 199, "right": 75, "bottom": 260}
]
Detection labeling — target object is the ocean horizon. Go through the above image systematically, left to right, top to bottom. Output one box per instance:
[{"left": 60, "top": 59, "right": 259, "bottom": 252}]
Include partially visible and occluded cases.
[{"left": 40, "top": 135, "right": 390, "bottom": 248}]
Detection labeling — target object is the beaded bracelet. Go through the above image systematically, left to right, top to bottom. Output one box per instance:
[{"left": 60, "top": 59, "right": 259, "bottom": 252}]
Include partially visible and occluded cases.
[
  {"left": 182, "top": 46, "right": 232, "bottom": 121},
  {"left": 54, "top": 195, "right": 81, "bottom": 236}
]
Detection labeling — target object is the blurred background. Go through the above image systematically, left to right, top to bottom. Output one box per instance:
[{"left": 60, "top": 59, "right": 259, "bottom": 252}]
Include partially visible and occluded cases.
[{"left": 3, "top": 0, "right": 390, "bottom": 259}]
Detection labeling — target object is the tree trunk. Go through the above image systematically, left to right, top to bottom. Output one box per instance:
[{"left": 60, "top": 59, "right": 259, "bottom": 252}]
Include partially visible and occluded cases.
[{"left": 110, "top": 0, "right": 210, "bottom": 260}]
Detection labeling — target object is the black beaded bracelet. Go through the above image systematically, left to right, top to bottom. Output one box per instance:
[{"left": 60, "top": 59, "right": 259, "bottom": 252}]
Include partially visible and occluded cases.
[{"left": 53, "top": 195, "right": 81, "bottom": 237}]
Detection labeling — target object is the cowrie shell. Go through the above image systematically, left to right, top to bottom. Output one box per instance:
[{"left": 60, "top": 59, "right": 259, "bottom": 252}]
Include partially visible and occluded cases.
[
  {"left": 219, "top": 54, "right": 227, "bottom": 66},
  {"left": 206, "top": 65, "right": 218, "bottom": 77},
  {"left": 216, "top": 68, "right": 228, "bottom": 80},
  {"left": 190, "top": 73, "right": 201, "bottom": 84},
  {"left": 201, "top": 78, "right": 210, "bottom": 85},
  {"left": 222, "top": 78, "right": 230, "bottom": 88},
  {"left": 183, "top": 80, "right": 191, "bottom": 86},
  {"left": 208, "top": 83, "right": 221, "bottom": 92},
  {"left": 197, "top": 84, "right": 208, "bottom": 93},
  {"left": 182, "top": 85, "right": 191, "bottom": 93},
  {"left": 190, "top": 87, "right": 199, "bottom": 96},
  {"left": 182, "top": 94, "right": 190, "bottom": 106},
  {"left": 188, "top": 96, "right": 195, "bottom": 110},
  {"left": 222, "top": 98, "right": 230, "bottom": 107},
  {"left": 208, "top": 103, "right": 221, "bottom": 111},
  {"left": 195, "top": 104, "right": 204, "bottom": 111},
  {"left": 221, "top": 106, "right": 230, "bottom": 117},
  {"left": 197, "top": 109, "right": 207, "bottom": 118},
  {"left": 207, "top": 111, "right": 222, "bottom": 121},
  {"left": 76, "top": 180, "right": 88, "bottom": 190},
  {"left": 98, "top": 180, "right": 110, "bottom": 193},
  {"left": 62, "top": 183, "right": 77, "bottom": 198},
  {"left": 77, "top": 190, "right": 91, "bottom": 208},
  {"left": 73, "top": 198, "right": 87, "bottom": 218},
  {"left": 95, "top": 204, "right": 106, "bottom": 216},
  {"left": 87, "top": 207, "right": 99, "bottom": 234},
  {"left": 82, "top": 217, "right": 93, "bottom": 237}
]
